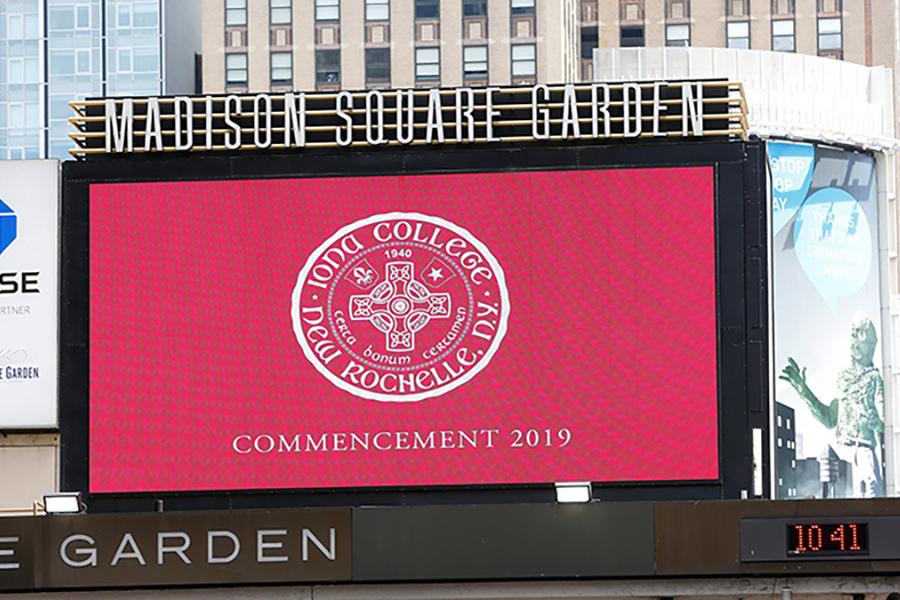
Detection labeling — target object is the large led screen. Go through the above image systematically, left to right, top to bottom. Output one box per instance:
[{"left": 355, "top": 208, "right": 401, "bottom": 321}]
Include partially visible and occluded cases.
[{"left": 88, "top": 167, "right": 719, "bottom": 493}]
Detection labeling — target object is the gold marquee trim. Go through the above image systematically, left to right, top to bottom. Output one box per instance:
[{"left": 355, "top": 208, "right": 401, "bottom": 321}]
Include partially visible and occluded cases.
[{"left": 67, "top": 81, "right": 749, "bottom": 158}]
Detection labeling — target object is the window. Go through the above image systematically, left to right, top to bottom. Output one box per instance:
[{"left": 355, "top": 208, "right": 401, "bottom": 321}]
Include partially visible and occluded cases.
[
  {"left": 225, "top": 0, "right": 247, "bottom": 25},
  {"left": 271, "top": 0, "right": 291, "bottom": 24},
  {"left": 316, "top": 0, "right": 339, "bottom": 21},
  {"left": 366, "top": 0, "right": 389, "bottom": 20},
  {"left": 415, "top": 0, "right": 439, "bottom": 19},
  {"left": 463, "top": 0, "right": 487, "bottom": 16},
  {"left": 511, "top": 0, "right": 535, "bottom": 16},
  {"left": 581, "top": 0, "right": 597, "bottom": 22},
  {"left": 620, "top": 0, "right": 643, "bottom": 21},
  {"left": 666, "top": 0, "right": 688, "bottom": 18},
  {"left": 726, "top": 0, "right": 749, "bottom": 16},
  {"left": 772, "top": 0, "right": 794, "bottom": 14},
  {"left": 818, "top": 0, "right": 840, "bottom": 12},
  {"left": 133, "top": 2, "right": 157, "bottom": 27},
  {"left": 75, "top": 4, "right": 91, "bottom": 29},
  {"left": 117, "top": 4, "right": 132, "bottom": 27},
  {"left": 49, "top": 7, "right": 74, "bottom": 30},
  {"left": 24, "top": 13, "right": 38, "bottom": 37},
  {"left": 8, "top": 14, "right": 25, "bottom": 39},
  {"left": 818, "top": 17, "right": 841, "bottom": 51},
  {"left": 772, "top": 19, "right": 794, "bottom": 51},
  {"left": 726, "top": 21, "right": 749, "bottom": 48},
  {"left": 666, "top": 23, "right": 689, "bottom": 46},
  {"left": 620, "top": 25, "right": 644, "bottom": 47},
  {"left": 580, "top": 27, "right": 598, "bottom": 59},
  {"left": 511, "top": 43, "right": 535, "bottom": 77},
  {"left": 463, "top": 45, "right": 487, "bottom": 79},
  {"left": 134, "top": 47, "right": 158, "bottom": 72},
  {"left": 365, "top": 47, "right": 391, "bottom": 83},
  {"left": 415, "top": 47, "right": 440, "bottom": 80},
  {"left": 117, "top": 48, "right": 133, "bottom": 72},
  {"left": 76, "top": 49, "right": 91, "bottom": 74},
  {"left": 316, "top": 49, "right": 340, "bottom": 83},
  {"left": 49, "top": 51, "right": 75, "bottom": 75},
  {"left": 271, "top": 51, "right": 292, "bottom": 84},
  {"left": 225, "top": 53, "right": 248, "bottom": 84},
  {"left": 6, "top": 58, "right": 38, "bottom": 83},
  {"left": 8, "top": 58, "right": 24, "bottom": 84},
  {"left": 23, "top": 58, "right": 38, "bottom": 83},
  {"left": 50, "top": 96, "right": 72, "bottom": 119},
  {"left": 8, "top": 104, "right": 24, "bottom": 128},
  {"left": 49, "top": 141, "right": 71, "bottom": 159},
  {"left": 8, "top": 148, "right": 26, "bottom": 160}
]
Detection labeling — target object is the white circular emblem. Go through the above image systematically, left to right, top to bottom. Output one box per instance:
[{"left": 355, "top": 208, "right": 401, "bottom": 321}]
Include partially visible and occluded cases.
[{"left": 291, "top": 212, "right": 509, "bottom": 402}]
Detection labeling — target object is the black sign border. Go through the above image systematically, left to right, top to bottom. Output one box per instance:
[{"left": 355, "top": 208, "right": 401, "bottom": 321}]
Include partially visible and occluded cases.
[{"left": 60, "top": 139, "right": 768, "bottom": 511}]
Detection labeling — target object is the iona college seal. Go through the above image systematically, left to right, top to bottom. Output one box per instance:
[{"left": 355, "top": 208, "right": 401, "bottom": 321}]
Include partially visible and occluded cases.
[{"left": 291, "top": 212, "right": 509, "bottom": 402}]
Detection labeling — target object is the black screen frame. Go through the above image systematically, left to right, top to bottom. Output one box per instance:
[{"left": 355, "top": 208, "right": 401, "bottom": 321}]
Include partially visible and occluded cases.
[{"left": 60, "top": 139, "right": 769, "bottom": 512}]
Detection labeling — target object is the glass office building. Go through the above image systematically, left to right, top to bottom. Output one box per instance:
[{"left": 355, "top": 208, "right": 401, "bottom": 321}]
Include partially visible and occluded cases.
[
  {"left": 0, "top": 0, "right": 199, "bottom": 160},
  {"left": 0, "top": 1, "right": 42, "bottom": 159}
]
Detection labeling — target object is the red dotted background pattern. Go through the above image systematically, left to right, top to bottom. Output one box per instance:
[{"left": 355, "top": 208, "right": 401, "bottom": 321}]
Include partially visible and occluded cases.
[{"left": 88, "top": 166, "right": 719, "bottom": 493}]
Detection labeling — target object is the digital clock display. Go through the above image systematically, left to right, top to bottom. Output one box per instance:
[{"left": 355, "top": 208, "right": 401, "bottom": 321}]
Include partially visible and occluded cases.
[{"left": 787, "top": 523, "right": 869, "bottom": 556}]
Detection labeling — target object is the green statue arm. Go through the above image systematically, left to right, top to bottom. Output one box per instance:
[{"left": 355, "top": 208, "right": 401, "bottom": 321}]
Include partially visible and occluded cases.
[{"left": 779, "top": 357, "right": 838, "bottom": 429}]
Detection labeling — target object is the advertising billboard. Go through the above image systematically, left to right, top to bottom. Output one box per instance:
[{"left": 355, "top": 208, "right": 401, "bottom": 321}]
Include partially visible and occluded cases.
[
  {"left": 61, "top": 142, "right": 767, "bottom": 503},
  {"left": 770, "top": 142, "right": 885, "bottom": 499},
  {"left": 0, "top": 160, "right": 58, "bottom": 429},
  {"left": 81, "top": 165, "right": 718, "bottom": 494}
]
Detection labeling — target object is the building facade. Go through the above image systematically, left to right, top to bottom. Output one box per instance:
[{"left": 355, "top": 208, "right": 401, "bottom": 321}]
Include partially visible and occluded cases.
[
  {"left": 0, "top": 0, "right": 200, "bottom": 160},
  {"left": 201, "top": 0, "right": 895, "bottom": 94},
  {"left": 202, "top": 0, "right": 579, "bottom": 92},
  {"left": 580, "top": 0, "right": 894, "bottom": 81},
  {"left": 775, "top": 401, "right": 797, "bottom": 499}
]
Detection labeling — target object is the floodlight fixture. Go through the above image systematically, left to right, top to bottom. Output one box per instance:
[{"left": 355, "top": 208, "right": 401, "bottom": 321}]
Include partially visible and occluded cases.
[
  {"left": 554, "top": 482, "right": 591, "bottom": 503},
  {"left": 43, "top": 492, "right": 84, "bottom": 515}
]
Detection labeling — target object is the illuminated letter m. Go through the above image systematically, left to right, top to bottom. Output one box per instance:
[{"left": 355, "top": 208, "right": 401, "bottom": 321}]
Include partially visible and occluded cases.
[{"left": 105, "top": 99, "right": 134, "bottom": 153}]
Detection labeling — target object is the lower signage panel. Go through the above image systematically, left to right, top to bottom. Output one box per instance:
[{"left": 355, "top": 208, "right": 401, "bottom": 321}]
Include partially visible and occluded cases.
[
  {"left": 6, "top": 500, "right": 900, "bottom": 592},
  {"left": 0, "top": 508, "right": 350, "bottom": 590}
]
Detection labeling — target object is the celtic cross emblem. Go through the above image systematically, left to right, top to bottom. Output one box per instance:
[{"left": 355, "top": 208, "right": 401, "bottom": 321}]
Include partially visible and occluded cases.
[{"left": 348, "top": 261, "right": 452, "bottom": 352}]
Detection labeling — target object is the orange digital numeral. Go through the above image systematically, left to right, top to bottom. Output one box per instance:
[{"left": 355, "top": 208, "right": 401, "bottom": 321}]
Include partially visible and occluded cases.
[
  {"left": 848, "top": 523, "right": 862, "bottom": 551},
  {"left": 793, "top": 524, "right": 806, "bottom": 553},
  {"left": 829, "top": 524, "right": 846, "bottom": 550},
  {"left": 808, "top": 525, "right": 823, "bottom": 551}
]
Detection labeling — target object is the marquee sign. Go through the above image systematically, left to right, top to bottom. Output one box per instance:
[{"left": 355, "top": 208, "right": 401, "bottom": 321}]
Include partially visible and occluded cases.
[
  {"left": 67, "top": 81, "right": 747, "bottom": 158},
  {"left": 5, "top": 500, "right": 900, "bottom": 592},
  {"left": 0, "top": 508, "right": 350, "bottom": 592}
]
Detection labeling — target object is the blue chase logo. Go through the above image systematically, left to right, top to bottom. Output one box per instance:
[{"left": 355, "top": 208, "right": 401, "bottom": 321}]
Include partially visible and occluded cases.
[{"left": 0, "top": 199, "right": 15, "bottom": 255}]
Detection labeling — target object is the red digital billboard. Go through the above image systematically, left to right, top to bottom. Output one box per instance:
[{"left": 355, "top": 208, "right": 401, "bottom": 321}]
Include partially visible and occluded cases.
[{"left": 88, "top": 166, "right": 719, "bottom": 493}]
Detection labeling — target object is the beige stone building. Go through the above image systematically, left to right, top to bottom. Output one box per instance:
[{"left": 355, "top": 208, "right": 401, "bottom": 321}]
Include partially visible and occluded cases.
[
  {"left": 202, "top": 0, "right": 896, "bottom": 93},
  {"left": 202, "top": 0, "right": 579, "bottom": 92},
  {"left": 582, "top": 0, "right": 895, "bottom": 80}
]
